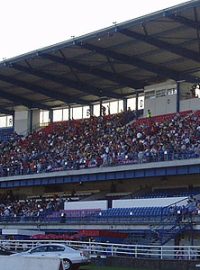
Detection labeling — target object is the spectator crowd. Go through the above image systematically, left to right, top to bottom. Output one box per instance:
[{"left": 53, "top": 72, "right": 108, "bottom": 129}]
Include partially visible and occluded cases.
[
  {"left": 0, "top": 110, "right": 199, "bottom": 177},
  {"left": 0, "top": 192, "right": 64, "bottom": 221}
]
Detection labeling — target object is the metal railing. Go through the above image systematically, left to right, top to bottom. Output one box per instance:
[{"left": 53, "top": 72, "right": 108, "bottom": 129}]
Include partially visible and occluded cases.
[
  {"left": 0, "top": 152, "right": 199, "bottom": 178},
  {"left": 0, "top": 240, "right": 200, "bottom": 261}
]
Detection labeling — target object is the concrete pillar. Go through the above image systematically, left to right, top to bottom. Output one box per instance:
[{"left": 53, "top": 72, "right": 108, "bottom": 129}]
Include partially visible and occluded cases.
[
  {"left": 176, "top": 81, "right": 180, "bottom": 113},
  {"left": 135, "top": 92, "right": 139, "bottom": 118},
  {"left": 123, "top": 98, "right": 127, "bottom": 112},
  {"left": 100, "top": 100, "right": 103, "bottom": 116},
  {"left": 89, "top": 104, "right": 94, "bottom": 117},
  {"left": 14, "top": 109, "right": 40, "bottom": 136},
  {"left": 31, "top": 109, "right": 40, "bottom": 131},
  {"left": 49, "top": 109, "right": 53, "bottom": 123},
  {"left": 14, "top": 110, "right": 30, "bottom": 136}
]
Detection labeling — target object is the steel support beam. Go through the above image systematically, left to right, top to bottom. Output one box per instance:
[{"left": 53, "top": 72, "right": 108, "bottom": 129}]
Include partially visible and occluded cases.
[
  {"left": 169, "top": 14, "right": 200, "bottom": 30},
  {"left": 119, "top": 28, "right": 200, "bottom": 63},
  {"left": 78, "top": 42, "right": 199, "bottom": 83},
  {"left": 40, "top": 52, "right": 145, "bottom": 89},
  {"left": 12, "top": 64, "right": 123, "bottom": 99},
  {"left": 0, "top": 73, "right": 89, "bottom": 106},
  {"left": 0, "top": 89, "right": 50, "bottom": 110},
  {"left": 0, "top": 108, "right": 14, "bottom": 115}
]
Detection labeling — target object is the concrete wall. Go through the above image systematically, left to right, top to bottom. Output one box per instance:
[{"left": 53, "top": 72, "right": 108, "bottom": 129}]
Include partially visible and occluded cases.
[
  {"left": 144, "top": 80, "right": 177, "bottom": 117},
  {"left": 144, "top": 95, "right": 177, "bottom": 116},
  {"left": 180, "top": 98, "right": 200, "bottom": 111},
  {"left": 14, "top": 109, "right": 41, "bottom": 136},
  {"left": 31, "top": 109, "right": 40, "bottom": 130},
  {"left": 14, "top": 110, "right": 30, "bottom": 136},
  {"left": 112, "top": 197, "right": 187, "bottom": 208},
  {"left": 64, "top": 200, "right": 107, "bottom": 210},
  {"left": 0, "top": 256, "right": 62, "bottom": 270}
]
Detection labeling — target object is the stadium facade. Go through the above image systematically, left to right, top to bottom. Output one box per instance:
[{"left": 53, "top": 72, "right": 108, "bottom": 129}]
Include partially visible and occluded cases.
[{"left": 0, "top": 0, "right": 199, "bottom": 247}]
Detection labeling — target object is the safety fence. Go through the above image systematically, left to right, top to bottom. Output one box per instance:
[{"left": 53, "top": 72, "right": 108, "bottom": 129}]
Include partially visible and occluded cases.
[{"left": 0, "top": 240, "right": 200, "bottom": 261}]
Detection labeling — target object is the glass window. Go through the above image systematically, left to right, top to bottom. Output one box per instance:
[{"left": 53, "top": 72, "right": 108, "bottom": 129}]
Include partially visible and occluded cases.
[
  {"left": 167, "top": 88, "right": 177, "bottom": 95},
  {"left": 156, "top": 89, "right": 166, "bottom": 97},
  {"left": 145, "top": 90, "right": 155, "bottom": 99},
  {"left": 138, "top": 96, "right": 144, "bottom": 109},
  {"left": 127, "top": 97, "right": 136, "bottom": 110},
  {"left": 118, "top": 100, "right": 124, "bottom": 113},
  {"left": 110, "top": 101, "right": 118, "bottom": 114},
  {"left": 102, "top": 102, "right": 109, "bottom": 115},
  {"left": 93, "top": 104, "right": 100, "bottom": 117},
  {"left": 73, "top": 106, "right": 82, "bottom": 119},
  {"left": 83, "top": 106, "right": 90, "bottom": 118},
  {"left": 63, "top": 108, "right": 69, "bottom": 121},
  {"left": 53, "top": 109, "right": 62, "bottom": 122},
  {"left": 40, "top": 111, "right": 49, "bottom": 125},
  {"left": 0, "top": 116, "right": 13, "bottom": 128},
  {"left": 7, "top": 116, "right": 13, "bottom": 127},
  {"left": 0, "top": 117, "right": 6, "bottom": 128},
  {"left": 47, "top": 245, "right": 65, "bottom": 252},
  {"left": 30, "top": 246, "right": 48, "bottom": 253}
]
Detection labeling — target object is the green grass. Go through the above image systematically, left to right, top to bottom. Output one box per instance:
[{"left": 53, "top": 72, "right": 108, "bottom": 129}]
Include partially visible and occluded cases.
[{"left": 80, "top": 265, "right": 146, "bottom": 270}]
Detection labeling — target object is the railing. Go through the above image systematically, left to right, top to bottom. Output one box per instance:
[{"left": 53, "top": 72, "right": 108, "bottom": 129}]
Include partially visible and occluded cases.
[
  {"left": 0, "top": 152, "right": 199, "bottom": 178},
  {"left": 0, "top": 214, "right": 175, "bottom": 225},
  {"left": 0, "top": 240, "right": 200, "bottom": 261}
]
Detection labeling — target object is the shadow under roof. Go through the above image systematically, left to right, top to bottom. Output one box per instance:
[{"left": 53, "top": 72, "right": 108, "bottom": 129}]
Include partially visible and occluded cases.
[{"left": 0, "top": 0, "right": 200, "bottom": 115}]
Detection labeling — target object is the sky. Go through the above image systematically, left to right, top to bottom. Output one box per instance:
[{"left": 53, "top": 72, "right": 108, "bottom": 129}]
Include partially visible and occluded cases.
[{"left": 0, "top": 0, "right": 190, "bottom": 60}]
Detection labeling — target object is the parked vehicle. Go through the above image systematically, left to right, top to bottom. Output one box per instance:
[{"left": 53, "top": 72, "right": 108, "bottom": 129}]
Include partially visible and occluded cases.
[{"left": 11, "top": 243, "right": 90, "bottom": 270}]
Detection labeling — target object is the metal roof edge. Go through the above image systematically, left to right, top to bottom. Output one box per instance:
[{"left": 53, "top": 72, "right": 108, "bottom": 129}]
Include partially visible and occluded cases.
[{"left": 0, "top": 0, "right": 199, "bottom": 67}]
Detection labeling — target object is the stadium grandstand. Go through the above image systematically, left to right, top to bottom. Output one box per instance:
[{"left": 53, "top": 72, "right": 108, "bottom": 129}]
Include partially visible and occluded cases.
[{"left": 0, "top": 0, "right": 200, "bottom": 259}]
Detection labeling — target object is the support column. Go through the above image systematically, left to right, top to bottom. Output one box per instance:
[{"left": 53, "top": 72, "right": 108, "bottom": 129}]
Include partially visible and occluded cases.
[
  {"left": 176, "top": 81, "right": 180, "bottom": 113},
  {"left": 135, "top": 92, "right": 139, "bottom": 118},
  {"left": 123, "top": 98, "right": 127, "bottom": 112},
  {"left": 100, "top": 100, "right": 103, "bottom": 116},
  {"left": 89, "top": 104, "right": 94, "bottom": 117},
  {"left": 68, "top": 106, "right": 71, "bottom": 120},
  {"left": 14, "top": 109, "right": 41, "bottom": 136},
  {"left": 31, "top": 109, "right": 40, "bottom": 131},
  {"left": 49, "top": 109, "right": 53, "bottom": 123},
  {"left": 14, "top": 110, "right": 31, "bottom": 136}
]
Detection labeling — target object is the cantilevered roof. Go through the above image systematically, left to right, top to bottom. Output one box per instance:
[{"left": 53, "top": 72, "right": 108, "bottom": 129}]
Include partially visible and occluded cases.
[{"left": 0, "top": 0, "right": 200, "bottom": 115}]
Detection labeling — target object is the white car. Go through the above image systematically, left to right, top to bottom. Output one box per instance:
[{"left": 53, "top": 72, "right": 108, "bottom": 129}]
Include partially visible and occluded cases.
[{"left": 11, "top": 243, "right": 90, "bottom": 270}]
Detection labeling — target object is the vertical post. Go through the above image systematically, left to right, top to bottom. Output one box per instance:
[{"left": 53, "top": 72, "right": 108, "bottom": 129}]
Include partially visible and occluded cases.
[
  {"left": 176, "top": 81, "right": 180, "bottom": 113},
  {"left": 135, "top": 92, "right": 139, "bottom": 119},
  {"left": 123, "top": 98, "right": 127, "bottom": 112},
  {"left": 100, "top": 100, "right": 102, "bottom": 116},
  {"left": 90, "top": 104, "right": 94, "bottom": 117},
  {"left": 68, "top": 106, "right": 71, "bottom": 120},
  {"left": 29, "top": 109, "right": 33, "bottom": 133},
  {"left": 49, "top": 109, "right": 53, "bottom": 123},
  {"left": 135, "top": 245, "right": 137, "bottom": 258},
  {"left": 160, "top": 246, "right": 163, "bottom": 259},
  {"left": 188, "top": 246, "right": 191, "bottom": 260}
]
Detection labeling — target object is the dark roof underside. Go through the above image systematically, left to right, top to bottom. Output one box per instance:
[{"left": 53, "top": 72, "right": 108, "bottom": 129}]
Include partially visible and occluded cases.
[{"left": 0, "top": 0, "right": 200, "bottom": 115}]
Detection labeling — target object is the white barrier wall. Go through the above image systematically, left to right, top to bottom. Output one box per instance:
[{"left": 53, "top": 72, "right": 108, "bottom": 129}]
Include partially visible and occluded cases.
[
  {"left": 144, "top": 80, "right": 177, "bottom": 116},
  {"left": 180, "top": 98, "right": 200, "bottom": 111},
  {"left": 14, "top": 110, "right": 30, "bottom": 136},
  {"left": 112, "top": 197, "right": 187, "bottom": 208},
  {"left": 64, "top": 200, "right": 107, "bottom": 210},
  {"left": 2, "top": 229, "right": 45, "bottom": 237},
  {"left": 0, "top": 256, "right": 63, "bottom": 270}
]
